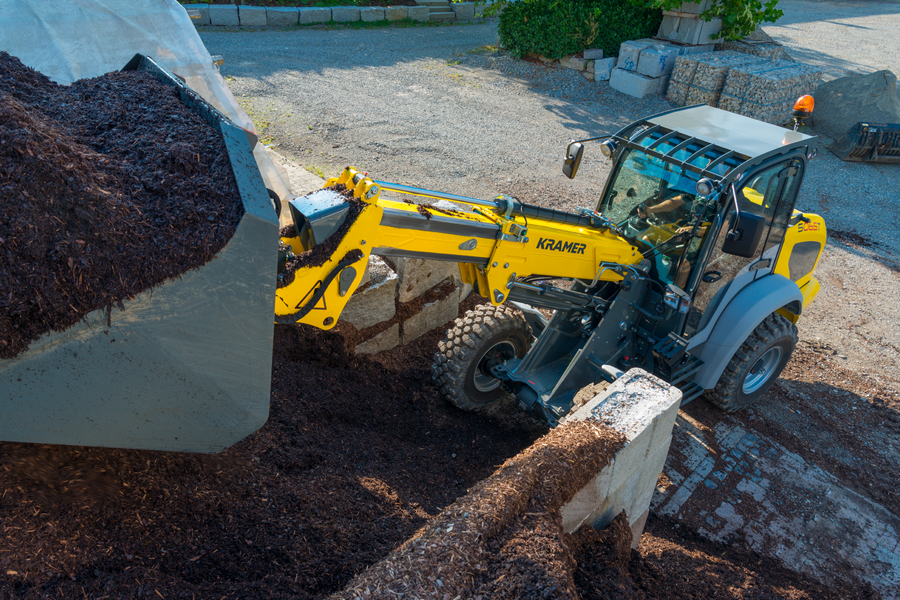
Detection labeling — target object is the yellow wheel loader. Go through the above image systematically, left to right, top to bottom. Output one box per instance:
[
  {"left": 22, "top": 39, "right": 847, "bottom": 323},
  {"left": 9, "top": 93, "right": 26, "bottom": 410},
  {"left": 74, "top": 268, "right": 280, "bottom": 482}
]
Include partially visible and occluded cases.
[{"left": 276, "top": 101, "right": 826, "bottom": 425}]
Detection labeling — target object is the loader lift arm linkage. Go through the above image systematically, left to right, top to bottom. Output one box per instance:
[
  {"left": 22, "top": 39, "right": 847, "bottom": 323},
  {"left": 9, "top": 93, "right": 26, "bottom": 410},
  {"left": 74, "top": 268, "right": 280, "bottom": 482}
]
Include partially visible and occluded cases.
[{"left": 274, "top": 167, "right": 645, "bottom": 329}]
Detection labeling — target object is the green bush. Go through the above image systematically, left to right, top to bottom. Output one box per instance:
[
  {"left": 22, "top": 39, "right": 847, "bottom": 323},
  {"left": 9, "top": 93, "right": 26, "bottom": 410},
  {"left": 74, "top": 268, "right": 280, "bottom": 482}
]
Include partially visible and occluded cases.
[{"left": 497, "top": 0, "right": 663, "bottom": 60}]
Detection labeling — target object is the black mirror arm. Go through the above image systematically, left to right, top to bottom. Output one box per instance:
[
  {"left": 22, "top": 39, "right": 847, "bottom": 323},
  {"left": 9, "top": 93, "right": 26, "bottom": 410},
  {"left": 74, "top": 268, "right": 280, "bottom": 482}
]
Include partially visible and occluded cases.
[
  {"left": 565, "top": 134, "right": 613, "bottom": 158},
  {"left": 727, "top": 183, "right": 743, "bottom": 241}
]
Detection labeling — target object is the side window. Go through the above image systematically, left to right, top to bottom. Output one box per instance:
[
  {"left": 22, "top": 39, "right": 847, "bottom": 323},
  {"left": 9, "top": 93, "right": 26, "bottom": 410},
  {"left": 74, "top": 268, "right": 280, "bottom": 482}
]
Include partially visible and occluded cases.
[{"left": 760, "top": 160, "right": 804, "bottom": 260}]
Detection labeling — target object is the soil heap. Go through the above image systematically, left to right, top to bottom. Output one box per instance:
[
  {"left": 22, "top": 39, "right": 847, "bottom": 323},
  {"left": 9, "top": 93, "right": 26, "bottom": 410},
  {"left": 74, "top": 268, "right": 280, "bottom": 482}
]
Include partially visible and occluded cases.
[{"left": 0, "top": 52, "right": 244, "bottom": 359}]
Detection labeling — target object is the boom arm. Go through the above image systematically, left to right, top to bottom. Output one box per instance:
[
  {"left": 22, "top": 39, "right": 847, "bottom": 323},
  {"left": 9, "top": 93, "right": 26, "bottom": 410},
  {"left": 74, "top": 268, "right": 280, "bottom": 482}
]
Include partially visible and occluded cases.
[{"left": 274, "top": 168, "right": 643, "bottom": 330}]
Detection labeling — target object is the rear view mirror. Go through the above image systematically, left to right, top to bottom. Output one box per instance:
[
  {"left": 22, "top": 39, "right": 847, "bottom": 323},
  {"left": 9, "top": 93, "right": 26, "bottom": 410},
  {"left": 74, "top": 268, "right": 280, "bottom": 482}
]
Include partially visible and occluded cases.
[
  {"left": 563, "top": 143, "right": 584, "bottom": 179},
  {"left": 722, "top": 211, "right": 765, "bottom": 258}
]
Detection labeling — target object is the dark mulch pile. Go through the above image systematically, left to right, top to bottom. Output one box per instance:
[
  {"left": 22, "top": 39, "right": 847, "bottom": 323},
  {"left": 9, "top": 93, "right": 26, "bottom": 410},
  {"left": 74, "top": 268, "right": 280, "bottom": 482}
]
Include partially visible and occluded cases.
[
  {"left": 0, "top": 52, "right": 244, "bottom": 359},
  {"left": 0, "top": 302, "right": 542, "bottom": 599},
  {"left": 569, "top": 512, "right": 877, "bottom": 599}
]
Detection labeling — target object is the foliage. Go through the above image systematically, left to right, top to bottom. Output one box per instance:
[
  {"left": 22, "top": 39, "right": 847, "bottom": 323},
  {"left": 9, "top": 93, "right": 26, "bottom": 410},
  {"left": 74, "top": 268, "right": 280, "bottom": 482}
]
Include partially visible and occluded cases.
[
  {"left": 496, "top": 0, "right": 663, "bottom": 60},
  {"left": 636, "top": 0, "right": 783, "bottom": 41}
]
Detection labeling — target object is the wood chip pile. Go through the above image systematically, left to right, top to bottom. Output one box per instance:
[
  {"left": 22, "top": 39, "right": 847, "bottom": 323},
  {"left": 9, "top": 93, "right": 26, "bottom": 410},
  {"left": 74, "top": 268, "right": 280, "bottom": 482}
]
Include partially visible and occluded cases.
[
  {"left": 667, "top": 51, "right": 822, "bottom": 124},
  {"left": 330, "top": 420, "right": 625, "bottom": 600}
]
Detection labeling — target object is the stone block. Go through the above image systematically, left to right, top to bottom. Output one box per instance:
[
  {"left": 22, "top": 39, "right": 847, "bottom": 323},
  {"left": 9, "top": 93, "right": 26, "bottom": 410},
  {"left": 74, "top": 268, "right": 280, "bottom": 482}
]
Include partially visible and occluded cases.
[
  {"left": 674, "top": 0, "right": 712, "bottom": 15},
  {"left": 452, "top": 2, "right": 476, "bottom": 20},
  {"left": 183, "top": 4, "right": 210, "bottom": 26},
  {"left": 209, "top": 4, "right": 239, "bottom": 26},
  {"left": 239, "top": 6, "right": 267, "bottom": 27},
  {"left": 331, "top": 6, "right": 360, "bottom": 22},
  {"left": 385, "top": 6, "right": 408, "bottom": 20},
  {"left": 408, "top": 6, "right": 430, "bottom": 22},
  {"left": 267, "top": 7, "right": 299, "bottom": 27},
  {"left": 299, "top": 7, "right": 332, "bottom": 24},
  {"left": 359, "top": 7, "right": 385, "bottom": 22},
  {"left": 659, "top": 15, "right": 680, "bottom": 40},
  {"left": 667, "top": 15, "right": 722, "bottom": 44},
  {"left": 698, "top": 17, "right": 723, "bottom": 43},
  {"left": 617, "top": 39, "right": 654, "bottom": 72},
  {"left": 679, "top": 43, "right": 716, "bottom": 55},
  {"left": 637, "top": 45, "right": 680, "bottom": 78},
  {"left": 584, "top": 48, "right": 604, "bottom": 60},
  {"left": 559, "top": 55, "right": 587, "bottom": 71},
  {"left": 594, "top": 57, "right": 617, "bottom": 82},
  {"left": 585, "top": 60, "right": 595, "bottom": 73},
  {"left": 610, "top": 68, "right": 663, "bottom": 97},
  {"left": 580, "top": 71, "right": 594, "bottom": 81},
  {"left": 396, "top": 258, "right": 462, "bottom": 303},
  {"left": 341, "top": 272, "right": 398, "bottom": 331},
  {"left": 401, "top": 286, "right": 461, "bottom": 345},
  {"left": 356, "top": 324, "right": 400, "bottom": 355},
  {"left": 591, "top": 440, "right": 672, "bottom": 532},
  {"left": 561, "top": 456, "right": 616, "bottom": 533}
]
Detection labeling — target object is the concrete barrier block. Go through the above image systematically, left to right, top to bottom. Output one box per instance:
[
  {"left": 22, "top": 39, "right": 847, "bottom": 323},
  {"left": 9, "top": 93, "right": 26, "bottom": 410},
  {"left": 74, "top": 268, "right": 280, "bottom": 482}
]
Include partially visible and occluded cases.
[
  {"left": 675, "top": 0, "right": 712, "bottom": 15},
  {"left": 452, "top": 2, "right": 476, "bottom": 20},
  {"left": 183, "top": 4, "right": 210, "bottom": 26},
  {"left": 209, "top": 4, "right": 239, "bottom": 26},
  {"left": 239, "top": 6, "right": 267, "bottom": 27},
  {"left": 331, "top": 6, "right": 360, "bottom": 22},
  {"left": 385, "top": 6, "right": 408, "bottom": 20},
  {"left": 408, "top": 6, "right": 431, "bottom": 22},
  {"left": 267, "top": 7, "right": 299, "bottom": 27},
  {"left": 299, "top": 7, "right": 332, "bottom": 24},
  {"left": 360, "top": 7, "right": 385, "bottom": 22},
  {"left": 659, "top": 15, "right": 680, "bottom": 40},
  {"left": 698, "top": 17, "right": 723, "bottom": 43},
  {"left": 617, "top": 39, "right": 654, "bottom": 72},
  {"left": 637, "top": 45, "right": 680, "bottom": 78},
  {"left": 584, "top": 48, "right": 604, "bottom": 60},
  {"left": 559, "top": 55, "right": 587, "bottom": 71},
  {"left": 594, "top": 57, "right": 617, "bottom": 82},
  {"left": 610, "top": 68, "right": 663, "bottom": 97},
  {"left": 396, "top": 258, "right": 462, "bottom": 303},
  {"left": 342, "top": 272, "right": 398, "bottom": 330},
  {"left": 401, "top": 285, "right": 460, "bottom": 344},
  {"left": 356, "top": 324, "right": 400, "bottom": 355},
  {"left": 561, "top": 456, "right": 616, "bottom": 533}
]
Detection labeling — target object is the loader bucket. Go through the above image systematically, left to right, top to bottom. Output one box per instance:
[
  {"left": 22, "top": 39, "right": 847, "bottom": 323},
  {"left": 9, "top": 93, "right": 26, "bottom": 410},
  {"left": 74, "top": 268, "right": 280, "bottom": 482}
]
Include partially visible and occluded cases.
[
  {"left": 0, "top": 55, "right": 279, "bottom": 453},
  {"left": 828, "top": 121, "right": 900, "bottom": 163}
]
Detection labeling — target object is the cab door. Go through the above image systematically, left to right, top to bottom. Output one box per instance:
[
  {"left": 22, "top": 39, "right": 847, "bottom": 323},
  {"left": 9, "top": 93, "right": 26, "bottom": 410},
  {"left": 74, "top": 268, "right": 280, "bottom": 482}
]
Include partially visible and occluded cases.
[{"left": 681, "top": 156, "right": 804, "bottom": 339}]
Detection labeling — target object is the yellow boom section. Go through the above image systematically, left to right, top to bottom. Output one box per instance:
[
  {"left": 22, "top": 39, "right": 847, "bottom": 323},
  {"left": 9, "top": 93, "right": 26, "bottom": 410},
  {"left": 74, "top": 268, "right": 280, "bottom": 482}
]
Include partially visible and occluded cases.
[{"left": 275, "top": 168, "right": 642, "bottom": 330}]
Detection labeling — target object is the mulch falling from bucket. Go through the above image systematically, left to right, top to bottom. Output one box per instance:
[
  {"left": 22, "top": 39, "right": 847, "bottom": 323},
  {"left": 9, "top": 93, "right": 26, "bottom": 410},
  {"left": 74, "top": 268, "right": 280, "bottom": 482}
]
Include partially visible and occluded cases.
[{"left": 0, "top": 52, "right": 244, "bottom": 359}]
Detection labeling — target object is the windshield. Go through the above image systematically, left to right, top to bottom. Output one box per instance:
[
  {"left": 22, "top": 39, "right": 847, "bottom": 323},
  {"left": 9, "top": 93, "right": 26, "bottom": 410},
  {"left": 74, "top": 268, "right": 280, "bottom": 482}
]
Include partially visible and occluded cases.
[{"left": 598, "top": 148, "right": 700, "bottom": 224}]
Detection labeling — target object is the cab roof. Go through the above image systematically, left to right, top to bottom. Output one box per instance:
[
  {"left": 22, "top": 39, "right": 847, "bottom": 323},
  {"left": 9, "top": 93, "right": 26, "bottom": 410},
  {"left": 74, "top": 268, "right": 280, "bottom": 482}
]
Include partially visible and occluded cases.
[{"left": 613, "top": 105, "right": 817, "bottom": 183}]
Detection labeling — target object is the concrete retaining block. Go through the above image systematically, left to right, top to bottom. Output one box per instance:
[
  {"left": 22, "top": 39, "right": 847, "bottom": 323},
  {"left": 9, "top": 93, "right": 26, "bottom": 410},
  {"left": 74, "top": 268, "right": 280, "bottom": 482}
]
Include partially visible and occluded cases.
[
  {"left": 452, "top": 2, "right": 476, "bottom": 19},
  {"left": 183, "top": 4, "right": 210, "bottom": 25},
  {"left": 209, "top": 4, "right": 239, "bottom": 26},
  {"left": 239, "top": 6, "right": 267, "bottom": 26},
  {"left": 331, "top": 6, "right": 360, "bottom": 22},
  {"left": 385, "top": 6, "right": 408, "bottom": 20},
  {"left": 408, "top": 6, "right": 430, "bottom": 21},
  {"left": 267, "top": 7, "right": 299, "bottom": 27},
  {"left": 299, "top": 7, "right": 331, "bottom": 24},
  {"left": 360, "top": 7, "right": 385, "bottom": 22},
  {"left": 664, "top": 15, "right": 722, "bottom": 44},
  {"left": 617, "top": 39, "right": 655, "bottom": 72},
  {"left": 637, "top": 45, "right": 680, "bottom": 78},
  {"left": 584, "top": 48, "right": 604, "bottom": 60},
  {"left": 559, "top": 55, "right": 587, "bottom": 71},
  {"left": 594, "top": 57, "right": 617, "bottom": 82},
  {"left": 610, "top": 67, "right": 663, "bottom": 97},
  {"left": 395, "top": 258, "right": 461, "bottom": 303},
  {"left": 342, "top": 272, "right": 398, "bottom": 330},
  {"left": 401, "top": 285, "right": 460, "bottom": 344},
  {"left": 356, "top": 324, "right": 400, "bottom": 355},
  {"left": 560, "top": 369, "right": 682, "bottom": 545}
]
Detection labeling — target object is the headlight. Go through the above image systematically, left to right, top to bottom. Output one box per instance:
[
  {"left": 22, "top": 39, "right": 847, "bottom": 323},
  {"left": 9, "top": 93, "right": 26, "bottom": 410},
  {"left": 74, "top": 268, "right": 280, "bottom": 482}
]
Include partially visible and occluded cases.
[
  {"left": 600, "top": 140, "right": 616, "bottom": 158},
  {"left": 696, "top": 177, "right": 715, "bottom": 197}
]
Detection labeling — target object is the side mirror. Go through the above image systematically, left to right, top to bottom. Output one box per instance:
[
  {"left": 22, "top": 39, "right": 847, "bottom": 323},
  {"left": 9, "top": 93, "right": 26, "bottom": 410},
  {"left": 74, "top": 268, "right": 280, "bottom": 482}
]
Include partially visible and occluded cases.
[
  {"left": 563, "top": 143, "right": 584, "bottom": 179},
  {"left": 722, "top": 211, "right": 765, "bottom": 258}
]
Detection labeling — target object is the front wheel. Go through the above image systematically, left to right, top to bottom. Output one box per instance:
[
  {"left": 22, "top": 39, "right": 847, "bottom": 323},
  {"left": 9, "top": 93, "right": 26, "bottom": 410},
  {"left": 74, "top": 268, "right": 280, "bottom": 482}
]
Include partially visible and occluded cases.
[
  {"left": 432, "top": 305, "right": 532, "bottom": 412},
  {"left": 706, "top": 313, "right": 798, "bottom": 412}
]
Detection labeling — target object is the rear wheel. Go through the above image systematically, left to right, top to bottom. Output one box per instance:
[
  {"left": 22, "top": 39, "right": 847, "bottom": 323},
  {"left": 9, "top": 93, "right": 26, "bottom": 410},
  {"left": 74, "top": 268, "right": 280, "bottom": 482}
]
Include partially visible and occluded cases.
[
  {"left": 432, "top": 305, "right": 532, "bottom": 411},
  {"left": 706, "top": 313, "right": 797, "bottom": 412}
]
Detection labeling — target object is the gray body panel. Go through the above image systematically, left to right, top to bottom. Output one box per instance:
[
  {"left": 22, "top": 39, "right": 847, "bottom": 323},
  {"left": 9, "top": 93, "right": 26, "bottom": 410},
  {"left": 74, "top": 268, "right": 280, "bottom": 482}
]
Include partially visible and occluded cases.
[
  {"left": 0, "top": 56, "right": 279, "bottom": 452},
  {"left": 689, "top": 274, "right": 802, "bottom": 389}
]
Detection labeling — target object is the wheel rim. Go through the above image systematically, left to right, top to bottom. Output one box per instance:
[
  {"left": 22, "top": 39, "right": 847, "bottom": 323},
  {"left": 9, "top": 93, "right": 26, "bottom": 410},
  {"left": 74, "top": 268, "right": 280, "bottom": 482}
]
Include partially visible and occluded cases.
[
  {"left": 473, "top": 340, "right": 517, "bottom": 393},
  {"left": 742, "top": 346, "right": 783, "bottom": 394}
]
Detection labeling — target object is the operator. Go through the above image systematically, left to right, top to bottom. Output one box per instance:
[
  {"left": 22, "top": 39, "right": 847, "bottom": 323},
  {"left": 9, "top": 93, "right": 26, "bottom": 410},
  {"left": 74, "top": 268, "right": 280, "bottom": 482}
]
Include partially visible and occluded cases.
[
  {"left": 638, "top": 192, "right": 711, "bottom": 288},
  {"left": 637, "top": 194, "right": 691, "bottom": 222}
]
